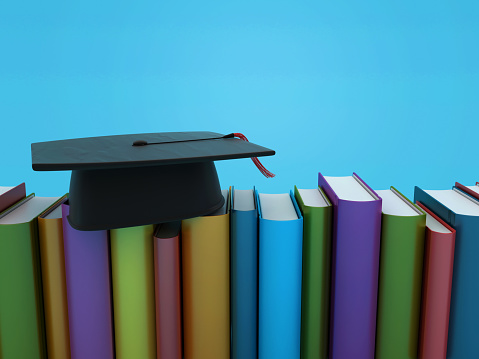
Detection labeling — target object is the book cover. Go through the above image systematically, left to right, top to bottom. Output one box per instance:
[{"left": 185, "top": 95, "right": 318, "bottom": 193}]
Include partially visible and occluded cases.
[
  {"left": 318, "top": 173, "right": 382, "bottom": 359},
  {"left": 455, "top": 181, "right": 479, "bottom": 199},
  {"left": 0, "top": 183, "right": 26, "bottom": 211},
  {"left": 294, "top": 186, "right": 332, "bottom": 359},
  {"left": 414, "top": 186, "right": 479, "bottom": 358},
  {"left": 230, "top": 187, "right": 258, "bottom": 359},
  {"left": 374, "top": 188, "right": 426, "bottom": 359},
  {"left": 182, "top": 189, "right": 230, "bottom": 359},
  {"left": 256, "top": 190, "right": 303, "bottom": 359},
  {"left": 0, "top": 194, "right": 61, "bottom": 359},
  {"left": 38, "top": 195, "right": 70, "bottom": 359},
  {"left": 416, "top": 201, "right": 455, "bottom": 359},
  {"left": 62, "top": 203, "right": 114, "bottom": 359},
  {"left": 154, "top": 221, "right": 182, "bottom": 359},
  {"left": 110, "top": 224, "right": 157, "bottom": 359}
]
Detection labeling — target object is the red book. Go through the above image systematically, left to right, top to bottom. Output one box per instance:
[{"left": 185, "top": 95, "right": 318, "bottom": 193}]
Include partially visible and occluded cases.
[
  {"left": 454, "top": 182, "right": 479, "bottom": 199},
  {"left": 0, "top": 183, "right": 26, "bottom": 212},
  {"left": 416, "top": 201, "right": 456, "bottom": 359}
]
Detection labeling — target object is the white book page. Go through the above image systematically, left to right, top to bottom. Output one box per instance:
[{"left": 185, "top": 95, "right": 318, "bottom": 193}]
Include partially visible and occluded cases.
[
  {"left": 324, "top": 176, "right": 375, "bottom": 202},
  {"left": 297, "top": 188, "right": 328, "bottom": 208},
  {"left": 234, "top": 189, "right": 255, "bottom": 211},
  {"left": 375, "top": 189, "right": 419, "bottom": 216},
  {"left": 425, "top": 189, "right": 479, "bottom": 216},
  {"left": 259, "top": 193, "right": 298, "bottom": 221},
  {"left": 0, "top": 197, "right": 60, "bottom": 224},
  {"left": 43, "top": 204, "right": 63, "bottom": 219},
  {"left": 425, "top": 213, "right": 451, "bottom": 234}
]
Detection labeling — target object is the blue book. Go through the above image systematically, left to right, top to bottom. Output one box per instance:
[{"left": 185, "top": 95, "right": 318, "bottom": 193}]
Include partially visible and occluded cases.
[
  {"left": 414, "top": 186, "right": 479, "bottom": 358},
  {"left": 230, "top": 187, "right": 258, "bottom": 359},
  {"left": 256, "top": 190, "right": 303, "bottom": 359}
]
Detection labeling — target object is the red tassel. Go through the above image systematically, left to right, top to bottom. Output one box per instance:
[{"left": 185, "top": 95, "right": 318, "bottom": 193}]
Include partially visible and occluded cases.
[{"left": 233, "top": 133, "right": 275, "bottom": 178}]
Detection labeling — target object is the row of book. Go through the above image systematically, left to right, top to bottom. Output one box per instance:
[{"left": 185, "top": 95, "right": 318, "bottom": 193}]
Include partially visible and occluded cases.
[{"left": 0, "top": 174, "right": 478, "bottom": 359}]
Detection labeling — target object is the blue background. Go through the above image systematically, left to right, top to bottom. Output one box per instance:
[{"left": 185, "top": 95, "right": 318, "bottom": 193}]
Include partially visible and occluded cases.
[{"left": 1, "top": 1, "right": 478, "bottom": 198}]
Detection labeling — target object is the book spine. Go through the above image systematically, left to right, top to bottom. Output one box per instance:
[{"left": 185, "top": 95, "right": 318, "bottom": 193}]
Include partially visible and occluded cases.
[
  {"left": 319, "top": 174, "right": 382, "bottom": 359},
  {"left": 414, "top": 188, "right": 479, "bottom": 358},
  {"left": 258, "top": 193, "right": 303, "bottom": 359},
  {"left": 295, "top": 201, "right": 332, "bottom": 359},
  {"left": 62, "top": 204, "right": 114, "bottom": 359},
  {"left": 231, "top": 208, "right": 258, "bottom": 359},
  {"left": 182, "top": 213, "right": 230, "bottom": 359},
  {"left": 375, "top": 214, "right": 426, "bottom": 359},
  {"left": 440, "top": 215, "right": 479, "bottom": 358},
  {"left": 38, "top": 217, "right": 71, "bottom": 359},
  {"left": 0, "top": 221, "right": 46, "bottom": 359},
  {"left": 110, "top": 225, "right": 157, "bottom": 359},
  {"left": 419, "top": 228, "right": 455, "bottom": 359},
  {"left": 154, "top": 232, "right": 182, "bottom": 359}
]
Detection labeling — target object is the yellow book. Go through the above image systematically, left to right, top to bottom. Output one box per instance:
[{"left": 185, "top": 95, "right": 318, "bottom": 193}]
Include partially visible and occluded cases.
[
  {"left": 182, "top": 189, "right": 230, "bottom": 359},
  {"left": 38, "top": 196, "right": 70, "bottom": 359},
  {"left": 110, "top": 224, "right": 157, "bottom": 359}
]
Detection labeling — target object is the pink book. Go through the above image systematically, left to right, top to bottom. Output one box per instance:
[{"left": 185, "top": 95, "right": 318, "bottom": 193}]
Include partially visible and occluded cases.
[{"left": 154, "top": 222, "right": 182, "bottom": 359}]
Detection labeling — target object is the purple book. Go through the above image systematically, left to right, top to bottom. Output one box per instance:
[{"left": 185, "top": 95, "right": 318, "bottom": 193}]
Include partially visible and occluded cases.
[
  {"left": 318, "top": 173, "right": 382, "bottom": 359},
  {"left": 62, "top": 204, "right": 114, "bottom": 359}
]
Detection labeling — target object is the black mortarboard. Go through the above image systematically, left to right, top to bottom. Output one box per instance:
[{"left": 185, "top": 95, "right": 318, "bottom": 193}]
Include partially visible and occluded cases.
[{"left": 31, "top": 131, "right": 274, "bottom": 231}]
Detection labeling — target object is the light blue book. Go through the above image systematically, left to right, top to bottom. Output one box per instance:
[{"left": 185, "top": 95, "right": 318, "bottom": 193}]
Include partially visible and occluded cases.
[
  {"left": 414, "top": 186, "right": 479, "bottom": 358},
  {"left": 230, "top": 187, "right": 258, "bottom": 359},
  {"left": 256, "top": 190, "right": 303, "bottom": 359}
]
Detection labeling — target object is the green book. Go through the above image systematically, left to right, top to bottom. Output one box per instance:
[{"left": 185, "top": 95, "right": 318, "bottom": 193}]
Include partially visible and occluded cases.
[
  {"left": 294, "top": 186, "right": 332, "bottom": 359},
  {"left": 375, "top": 187, "right": 426, "bottom": 359},
  {"left": 0, "top": 194, "right": 63, "bottom": 359},
  {"left": 110, "top": 224, "right": 157, "bottom": 359}
]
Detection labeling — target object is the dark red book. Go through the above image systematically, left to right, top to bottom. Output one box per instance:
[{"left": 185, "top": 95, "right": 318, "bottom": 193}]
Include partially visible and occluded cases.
[
  {"left": 0, "top": 183, "right": 26, "bottom": 212},
  {"left": 416, "top": 201, "right": 456, "bottom": 359}
]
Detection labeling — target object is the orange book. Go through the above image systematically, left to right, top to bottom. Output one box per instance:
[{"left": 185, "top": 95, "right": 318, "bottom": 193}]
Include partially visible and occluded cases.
[
  {"left": 182, "top": 189, "right": 230, "bottom": 359},
  {"left": 38, "top": 196, "right": 70, "bottom": 359}
]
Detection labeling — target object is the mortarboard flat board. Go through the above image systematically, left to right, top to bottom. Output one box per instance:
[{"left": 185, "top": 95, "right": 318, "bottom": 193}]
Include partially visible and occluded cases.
[{"left": 31, "top": 131, "right": 275, "bottom": 231}]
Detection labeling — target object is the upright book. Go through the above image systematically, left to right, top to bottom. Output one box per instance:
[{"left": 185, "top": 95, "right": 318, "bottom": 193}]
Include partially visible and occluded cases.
[
  {"left": 318, "top": 173, "right": 382, "bottom": 359},
  {"left": 455, "top": 181, "right": 479, "bottom": 198},
  {"left": 0, "top": 183, "right": 26, "bottom": 210},
  {"left": 294, "top": 186, "right": 332, "bottom": 359},
  {"left": 414, "top": 186, "right": 479, "bottom": 358},
  {"left": 230, "top": 187, "right": 258, "bottom": 359},
  {"left": 374, "top": 188, "right": 426, "bottom": 359},
  {"left": 182, "top": 189, "right": 230, "bottom": 359},
  {"left": 256, "top": 190, "right": 303, "bottom": 359},
  {"left": 0, "top": 194, "right": 62, "bottom": 359},
  {"left": 38, "top": 196, "right": 71, "bottom": 359},
  {"left": 416, "top": 201, "right": 455, "bottom": 359},
  {"left": 62, "top": 203, "right": 114, "bottom": 359},
  {"left": 154, "top": 221, "right": 182, "bottom": 359},
  {"left": 110, "top": 224, "right": 157, "bottom": 359}
]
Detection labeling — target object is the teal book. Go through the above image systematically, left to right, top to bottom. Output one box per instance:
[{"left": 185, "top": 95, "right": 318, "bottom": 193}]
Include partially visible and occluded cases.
[{"left": 230, "top": 187, "right": 258, "bottom": 359}]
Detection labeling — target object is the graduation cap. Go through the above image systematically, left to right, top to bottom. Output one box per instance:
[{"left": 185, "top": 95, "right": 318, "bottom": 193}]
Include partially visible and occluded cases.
[{"left": 31, "top": 131, "right": 275, "bottom": 231}]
